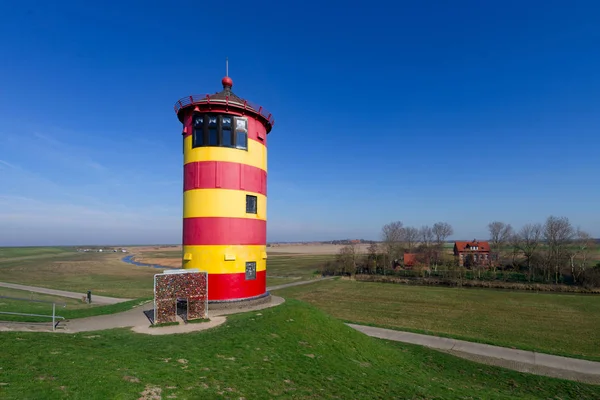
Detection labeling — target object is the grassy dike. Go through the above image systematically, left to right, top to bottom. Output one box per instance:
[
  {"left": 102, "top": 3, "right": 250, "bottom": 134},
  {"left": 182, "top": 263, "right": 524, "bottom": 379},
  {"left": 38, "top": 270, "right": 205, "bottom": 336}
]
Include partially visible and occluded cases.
[{"left": 0, "top": 300, "right": 598, "bottom": 399}]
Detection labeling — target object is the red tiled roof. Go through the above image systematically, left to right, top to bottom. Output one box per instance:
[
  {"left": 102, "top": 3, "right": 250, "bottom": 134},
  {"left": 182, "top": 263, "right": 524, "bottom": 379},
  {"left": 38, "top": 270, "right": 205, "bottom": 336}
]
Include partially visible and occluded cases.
[
  {"left": 454, "top": 240, "right": 490, "bottom": 252},
  {"left": 404, "top": 253, "right": 418, "bottom": 266}
]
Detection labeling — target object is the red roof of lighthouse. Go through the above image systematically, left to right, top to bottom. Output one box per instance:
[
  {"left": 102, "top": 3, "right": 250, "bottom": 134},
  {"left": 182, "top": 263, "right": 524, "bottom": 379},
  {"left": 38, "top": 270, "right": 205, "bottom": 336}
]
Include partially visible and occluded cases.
[{"left": 174, "top": 76, "right": 274, "bottom": 132}]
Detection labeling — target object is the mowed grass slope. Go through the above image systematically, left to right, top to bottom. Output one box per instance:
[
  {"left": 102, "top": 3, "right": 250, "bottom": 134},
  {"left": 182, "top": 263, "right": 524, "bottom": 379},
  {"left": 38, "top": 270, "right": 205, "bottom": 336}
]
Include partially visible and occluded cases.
[
  {"left": 276, "top": 280, "right": 600, "bottom": 361},
  {"left": 1, "top": 300, "right": 599, "bottom": 399}
]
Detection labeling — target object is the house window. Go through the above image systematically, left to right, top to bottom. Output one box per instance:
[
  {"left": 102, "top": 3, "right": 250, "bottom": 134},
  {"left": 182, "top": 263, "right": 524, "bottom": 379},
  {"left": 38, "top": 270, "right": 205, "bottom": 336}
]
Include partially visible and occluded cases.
[
  {"left": 191, "top": 113, "right": 248, "bottom": 150},
  {"left": 246, "top": 195, "right": 257, "bottom": 214},
  {"left": 245, "top": 261, "right": 256, "bottom": 280}
]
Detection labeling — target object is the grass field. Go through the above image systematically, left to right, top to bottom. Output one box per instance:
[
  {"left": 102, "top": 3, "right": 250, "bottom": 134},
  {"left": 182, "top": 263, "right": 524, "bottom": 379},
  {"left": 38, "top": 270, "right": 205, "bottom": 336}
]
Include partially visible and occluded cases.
[
  {"left": 0, "top": 247, "right": 72, "bottom": 259},
  {"left": 0, "top": 251, "right": 157, "bottom": 298},
  {"left": 275, "top": 279, "right": 600, "bottom": 361},
  {"left": 1, "top": 300, "right": 598, "bottom": 399}
]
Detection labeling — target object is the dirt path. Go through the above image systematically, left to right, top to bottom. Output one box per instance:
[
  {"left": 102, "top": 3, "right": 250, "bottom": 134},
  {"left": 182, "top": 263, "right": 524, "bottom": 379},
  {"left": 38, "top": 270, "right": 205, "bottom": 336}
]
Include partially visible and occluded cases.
[{"left": 0, "top": 281, "right": 131, "bottom": 304}]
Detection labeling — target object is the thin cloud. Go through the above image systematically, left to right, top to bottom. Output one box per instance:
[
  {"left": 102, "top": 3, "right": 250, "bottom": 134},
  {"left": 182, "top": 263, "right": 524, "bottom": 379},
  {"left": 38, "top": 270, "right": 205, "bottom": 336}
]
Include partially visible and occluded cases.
[{"left": 0, "top": 159, "right": 18, "bottom": 169}]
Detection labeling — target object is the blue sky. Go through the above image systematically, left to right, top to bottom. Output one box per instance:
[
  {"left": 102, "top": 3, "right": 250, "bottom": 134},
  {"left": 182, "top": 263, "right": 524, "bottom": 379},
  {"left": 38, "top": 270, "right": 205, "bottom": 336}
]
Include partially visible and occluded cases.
[{"left": 0, "top": 0, "right": 599, "bottom": 246}]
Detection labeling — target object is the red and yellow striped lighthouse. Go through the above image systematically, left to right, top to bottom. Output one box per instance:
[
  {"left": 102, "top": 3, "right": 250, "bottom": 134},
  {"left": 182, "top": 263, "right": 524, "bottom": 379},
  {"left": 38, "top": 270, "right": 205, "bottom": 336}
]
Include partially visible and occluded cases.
[{"left": 174, "top": 75, "right": 274, "bottom": 302}]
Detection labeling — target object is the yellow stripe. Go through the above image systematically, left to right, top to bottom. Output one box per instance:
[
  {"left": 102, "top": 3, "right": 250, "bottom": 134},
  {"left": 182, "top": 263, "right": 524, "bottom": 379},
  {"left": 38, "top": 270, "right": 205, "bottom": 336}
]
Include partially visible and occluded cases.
[
  {"left": 183, "top": 135, "right": 267, "bottom": 172},
  {"left": 183, "top": 189, "right": 267, "bottom": 220},
  {"left": 182, "top": 245, "right": 267, "bottom": 274}
]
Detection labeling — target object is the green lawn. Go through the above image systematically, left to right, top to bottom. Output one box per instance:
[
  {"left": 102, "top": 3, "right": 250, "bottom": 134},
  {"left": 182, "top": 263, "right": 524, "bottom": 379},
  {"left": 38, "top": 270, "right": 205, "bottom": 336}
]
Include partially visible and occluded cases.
[
  {"left": 275, "top": 279, "right": 600, "bottom": 361},
  {"left": 0, "top": 287, "right": 152, "bottom": 323},
  {"left": 1, "top": 300, "right": 598, "bottom": 399}
]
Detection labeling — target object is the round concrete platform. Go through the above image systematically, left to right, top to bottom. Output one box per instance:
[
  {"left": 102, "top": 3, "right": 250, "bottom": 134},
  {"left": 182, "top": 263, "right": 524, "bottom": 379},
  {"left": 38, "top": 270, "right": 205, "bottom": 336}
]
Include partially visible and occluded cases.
[{"left": 207, "top": 292, "right": 273, "bottom": 312}]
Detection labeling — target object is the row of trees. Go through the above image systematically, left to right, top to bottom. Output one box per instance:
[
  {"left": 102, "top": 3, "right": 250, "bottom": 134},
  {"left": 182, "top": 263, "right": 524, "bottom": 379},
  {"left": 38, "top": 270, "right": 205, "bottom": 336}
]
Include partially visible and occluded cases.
[
  {"left": 328, "top": 216, "right": 599, "bottom": 287},
  {"left": 486, "top": 217, "right": 596, "bottom": 284}
]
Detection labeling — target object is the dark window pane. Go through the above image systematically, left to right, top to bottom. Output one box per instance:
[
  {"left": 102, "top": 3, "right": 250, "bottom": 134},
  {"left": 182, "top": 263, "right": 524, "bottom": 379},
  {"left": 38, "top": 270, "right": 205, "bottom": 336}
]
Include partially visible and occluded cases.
[
  {"left": 193, "top": 115, "right": 204, "bottom": 127},
  {"left": 208, "top": 115, "right": 217, "bottom": 126},
  {"left": 222, "top": 116, "right": 232, "bottom": 128},
  {"left": 208, "top": 128, "right": 218, "bottom": 146},
  {"left": 193, "top": 129, "right": 204, "bottom": 147},
  {"left": 222, "top": 129, "right": 233, "bottom": 147},
  {"left": 236, "top": 132, "right": 248, "bottom": 149},
  {"left": 246, "top": 195, "right": 257, "bottom": 214},
  {"left": 245, "top": 261, "right": 256, "bottom": 280}
]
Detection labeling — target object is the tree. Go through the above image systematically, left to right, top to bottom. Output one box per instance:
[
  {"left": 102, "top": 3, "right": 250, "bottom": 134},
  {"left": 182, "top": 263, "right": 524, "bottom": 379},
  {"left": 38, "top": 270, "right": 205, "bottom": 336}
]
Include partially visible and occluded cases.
[
  {"left": 543, "top": 216, "right": 575, "bottom": 284},
  {"left": 381, "top": 221, "right": 405, "bottom": 274},
  {"left": 487, "top": 221, "right": 514, "bottom": 272},
  {"left": 432, "top": 222, "right": 454, "bottom": 246},
  {"left": 432, "top": 222, "right": 453, "bottom": 268},
  {"left": 515, "top": 223, "right": 543, "bottom": 281},
  {"left": 418, "top": 225, "right": 435, "bottom": 267},
  {"left": 419, "top": 225, "right": 434, "bottom": 248},
  {"left": 404, "top": 226, "right": 419, "bottom": 252},
  {"left": 570, "top": 229, "right": 595, "bottom": 283},
  {"left": 336, "top": 242, "right": 359, "bottom": 276},
  {"left": 365, "top": 242, "right": 382, "bottom": 274}
]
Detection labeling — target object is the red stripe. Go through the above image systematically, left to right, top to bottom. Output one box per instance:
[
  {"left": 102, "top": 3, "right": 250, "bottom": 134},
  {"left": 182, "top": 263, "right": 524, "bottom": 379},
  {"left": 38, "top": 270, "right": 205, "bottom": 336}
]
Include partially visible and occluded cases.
[
  {"left": 184, "top": 161, "right": 267, "bottom": 194},
  {"left": 183, "top": 217, "right": 266, "bottom": 245},
  {"left": 208, "top": 270, "right": 266, "bottom": 301}
]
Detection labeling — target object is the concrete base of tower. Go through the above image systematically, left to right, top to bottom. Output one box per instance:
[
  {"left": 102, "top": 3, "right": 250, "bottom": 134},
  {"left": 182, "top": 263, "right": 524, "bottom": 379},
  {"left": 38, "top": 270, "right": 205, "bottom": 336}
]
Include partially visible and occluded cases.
[{"left": 207, "top": 292, "right": 272, "bottom": 312}]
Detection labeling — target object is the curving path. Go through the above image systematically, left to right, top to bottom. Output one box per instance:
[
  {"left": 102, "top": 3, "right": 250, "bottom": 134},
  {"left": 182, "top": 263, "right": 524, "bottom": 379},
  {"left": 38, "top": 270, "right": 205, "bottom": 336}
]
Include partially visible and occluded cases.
[
  {"left": 0, "top": 281, "right": 131, "bottom": 304},
  {"left": 348, "top": 324, "right": 600, "bottom": 385}
]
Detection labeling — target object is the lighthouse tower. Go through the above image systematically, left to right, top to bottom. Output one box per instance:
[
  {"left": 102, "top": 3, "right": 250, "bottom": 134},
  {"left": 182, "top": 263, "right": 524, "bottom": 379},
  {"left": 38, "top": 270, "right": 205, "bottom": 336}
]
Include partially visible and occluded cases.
[{"left": 174, "top": 74, "right": 274, "bottom": 303}]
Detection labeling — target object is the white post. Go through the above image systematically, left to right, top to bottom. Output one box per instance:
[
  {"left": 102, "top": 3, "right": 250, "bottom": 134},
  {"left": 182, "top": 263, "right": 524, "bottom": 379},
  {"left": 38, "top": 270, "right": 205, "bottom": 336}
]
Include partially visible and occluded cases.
[{"left": 52, "top": 303, "right": 56, "bottom": 332}]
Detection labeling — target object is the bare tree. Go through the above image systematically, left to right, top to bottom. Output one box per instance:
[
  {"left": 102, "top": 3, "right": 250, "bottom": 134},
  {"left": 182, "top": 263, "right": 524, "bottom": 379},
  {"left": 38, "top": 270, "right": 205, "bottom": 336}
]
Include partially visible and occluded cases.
[
  {"left": 543, "top": 215, "right": 575, "bottom": 284},
  {"left": 381, "top": 221, "right": 405, "bottom": 273},
  {"left": 487, "top": 221, "right": 514, "bottom": 271},
  {"left": 432, "top": 222, "right": 454, "bottom": 246},
  {"left": 432, "top": 222, "right": 453, "bottom": 268},
  {"left": 515, "top": 223, "right": 543, "bottom": 281},
  {"left": 419, "top": 225, "right": 434, "bottom": 248},
  {"left": 419, "top": 225, "right": 435, "bottom": 267},
  {"left": 404, "top": 226, "right": 419, "bottom": 252},
  {"left": 570, "top": 229, "right": 595, "bottom": 283},
  {"left": 336, "top": 242, "right": 359, "bottom": 276},
  {"left": 365, "top": 242, "right": 382, "bottom": 274}
]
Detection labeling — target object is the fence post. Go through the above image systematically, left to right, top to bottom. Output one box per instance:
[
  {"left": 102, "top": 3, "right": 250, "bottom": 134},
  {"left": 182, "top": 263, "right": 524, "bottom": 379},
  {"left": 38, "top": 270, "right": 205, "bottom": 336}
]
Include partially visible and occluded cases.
[{"left": 52, "top": 303, "right": 56, "bottom": 332}]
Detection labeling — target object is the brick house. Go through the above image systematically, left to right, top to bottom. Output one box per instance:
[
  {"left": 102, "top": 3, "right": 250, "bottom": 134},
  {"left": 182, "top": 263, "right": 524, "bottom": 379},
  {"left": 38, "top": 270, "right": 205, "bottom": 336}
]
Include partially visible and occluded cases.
[{"left": 453, "top": 239, "right": 491, "bottom": 267}]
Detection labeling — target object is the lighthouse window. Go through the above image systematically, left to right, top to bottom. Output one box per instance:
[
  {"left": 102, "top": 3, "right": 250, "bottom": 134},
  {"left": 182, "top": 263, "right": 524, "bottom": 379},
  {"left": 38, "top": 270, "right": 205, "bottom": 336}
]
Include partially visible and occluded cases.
[
  {"left": 191, "top": 113, "right": 249, "bottom": 150},
  {"left": 208, "top": 128, "right": 218, "bottom": 146},
  {"left": 222, "top": 129, "right": 233, "bottom": 147},
  {"left": 236, "top": 131, "right": 248, "bottom": 150},
  {"left": 246, "top": 194, "right": 257, "bottom": 214},
  {"left": 245, "top": 261, "right": 257, "bottom": 280}
]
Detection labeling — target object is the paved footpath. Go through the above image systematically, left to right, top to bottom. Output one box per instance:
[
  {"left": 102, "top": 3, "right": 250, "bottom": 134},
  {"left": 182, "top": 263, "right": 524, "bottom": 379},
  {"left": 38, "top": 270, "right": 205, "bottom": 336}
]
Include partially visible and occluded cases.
[
  {"left": 267, "top": 276, "right": 336, "bottom": 291},
  {"left": 0, "top": 282, "right": 131, "bottom": 305},
  {"left": 348, "top": 324, "right": 600, "bottom": 384}
]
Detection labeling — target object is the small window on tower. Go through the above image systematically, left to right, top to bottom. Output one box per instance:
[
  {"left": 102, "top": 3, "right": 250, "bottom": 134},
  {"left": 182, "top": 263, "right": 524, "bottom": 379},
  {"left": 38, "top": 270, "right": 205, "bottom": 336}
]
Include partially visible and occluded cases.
[
  {"left": 246, "top": 194, "right": 257, "bottom": 214},
  {"left": 245, "top": 261, "right": 256, "bottom": 280}
]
